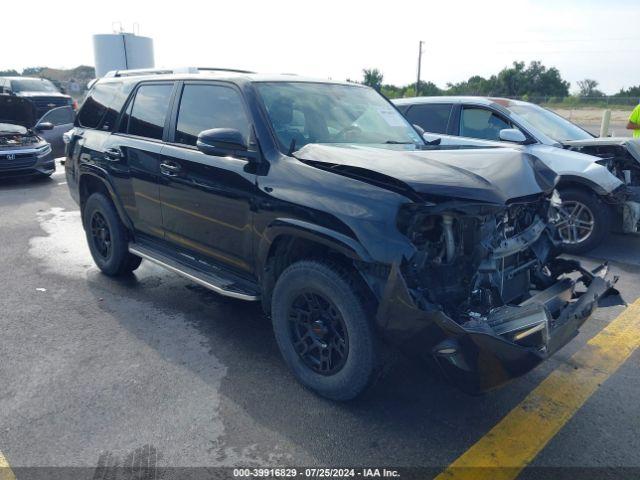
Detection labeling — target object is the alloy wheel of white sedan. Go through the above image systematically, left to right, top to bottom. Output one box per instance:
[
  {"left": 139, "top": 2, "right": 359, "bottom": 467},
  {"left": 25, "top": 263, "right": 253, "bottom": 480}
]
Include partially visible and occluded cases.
[{"left": 554, "top": 200, "right": 595, "bottom": 245}]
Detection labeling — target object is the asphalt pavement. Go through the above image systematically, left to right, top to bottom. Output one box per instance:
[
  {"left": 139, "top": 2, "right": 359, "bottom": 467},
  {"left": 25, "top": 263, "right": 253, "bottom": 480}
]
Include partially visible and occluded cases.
[{"left": 0, "top": 162, "right": 639, "bottom": 479}]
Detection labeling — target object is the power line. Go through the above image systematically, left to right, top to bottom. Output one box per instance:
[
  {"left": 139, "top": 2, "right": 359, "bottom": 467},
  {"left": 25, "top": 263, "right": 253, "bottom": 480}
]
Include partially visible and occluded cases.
[
  {"left": 496, "top": 37, "right": 640, "bottom": 44},
  {"left": 495, "top": 50, "right": 640, "bottom": 54}
]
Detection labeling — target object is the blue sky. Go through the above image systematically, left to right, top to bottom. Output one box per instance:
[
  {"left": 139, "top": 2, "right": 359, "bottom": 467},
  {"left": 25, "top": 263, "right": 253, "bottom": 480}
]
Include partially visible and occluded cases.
[{"left": 2, "top": 0, "right": 639, "bottom": 94}]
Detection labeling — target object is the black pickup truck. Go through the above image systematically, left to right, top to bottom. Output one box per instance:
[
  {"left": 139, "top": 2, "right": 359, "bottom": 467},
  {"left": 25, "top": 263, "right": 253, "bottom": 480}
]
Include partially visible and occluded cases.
[{"left": 64, "top": 69, "right": 615, "bottom": 400}]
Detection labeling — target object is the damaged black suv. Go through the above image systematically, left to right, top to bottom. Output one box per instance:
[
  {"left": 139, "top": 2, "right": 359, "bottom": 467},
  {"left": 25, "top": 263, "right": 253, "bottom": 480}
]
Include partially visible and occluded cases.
[{"left": 65, "top": 69, "right": 615, "bottom": 400}]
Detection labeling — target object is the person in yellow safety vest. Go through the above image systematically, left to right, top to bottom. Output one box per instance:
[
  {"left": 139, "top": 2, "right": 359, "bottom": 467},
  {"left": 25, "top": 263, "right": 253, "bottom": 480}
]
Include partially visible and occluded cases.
[{"left": 627, "top": 102, "right": 640, "bottom": 138}]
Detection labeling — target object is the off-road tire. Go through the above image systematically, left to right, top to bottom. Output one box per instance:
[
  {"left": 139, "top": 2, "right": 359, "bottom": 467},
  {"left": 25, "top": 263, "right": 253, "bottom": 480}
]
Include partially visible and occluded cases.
[
  {"left": 83, "top": 192, "right": 142, "bottom": 276},
  {"left": 271, "top": 260, "right": 377, "bottom": 401}
]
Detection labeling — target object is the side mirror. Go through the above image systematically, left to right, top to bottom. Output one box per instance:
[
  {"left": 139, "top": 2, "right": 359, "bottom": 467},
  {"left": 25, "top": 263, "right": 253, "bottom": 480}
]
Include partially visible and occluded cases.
[
  {"left": 35, "top": 122, "right": 54, "bottom": 131},
  {"left": 413, "top": 124, "right": 425, "bottom": 135},
  {"left": 197, "top": 128, "right": 249, "bottom": 157},
  {"left": 499, "top": 128, "right": 527, "bottom": 143},
  {"left": 423, "top": 133, "right": 442, "bottom": 145}
]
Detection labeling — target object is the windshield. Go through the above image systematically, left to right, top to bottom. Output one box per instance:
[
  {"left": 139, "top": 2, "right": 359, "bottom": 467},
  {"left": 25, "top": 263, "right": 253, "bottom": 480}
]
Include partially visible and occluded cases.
[
  {"left": 10, "top": 78, "right": 59, "bottom": 93},
  {"left": 256, "top": 82, "right": 423, "bottom": 151},
  {"left": 507, "top": 103, "right": 593, "bottom": 142}
]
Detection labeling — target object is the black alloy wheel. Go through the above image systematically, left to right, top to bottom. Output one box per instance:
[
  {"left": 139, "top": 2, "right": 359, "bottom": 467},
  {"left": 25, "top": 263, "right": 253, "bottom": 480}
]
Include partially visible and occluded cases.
[
  {"left": 83, "top": 192, "right": 142, "bottom": 276},
  {"left": 90, "top": 211, "right": 112, "bottom": 259},
  {"left": 271, "top": 260, "right": 378, "bottom": 401},
  {"left": 288, "top": 291, "right": 349, "bottom": 375}
]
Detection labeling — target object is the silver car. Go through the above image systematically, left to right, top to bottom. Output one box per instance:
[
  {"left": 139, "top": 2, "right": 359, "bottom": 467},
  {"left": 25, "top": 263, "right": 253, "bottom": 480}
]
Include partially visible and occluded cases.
[{"left": 394, "top": 96, "right": 638, "bottom": 253}]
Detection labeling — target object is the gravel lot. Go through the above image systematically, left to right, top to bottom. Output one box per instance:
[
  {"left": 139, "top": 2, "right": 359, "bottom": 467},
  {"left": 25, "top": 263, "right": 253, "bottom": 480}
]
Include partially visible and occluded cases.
[
  {"left": 552, "top": 107, "right": 634, "bottom": 137},
  {"left": 1, "top": 161, "right": 639, "bottom": 479}
]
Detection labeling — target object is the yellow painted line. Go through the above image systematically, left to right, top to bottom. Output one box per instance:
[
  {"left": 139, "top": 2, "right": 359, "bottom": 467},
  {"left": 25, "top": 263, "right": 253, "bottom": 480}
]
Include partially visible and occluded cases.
[
  {"left": 436, "top": 298, "right": 640, "bottom": 480},
  {"left": 0, "top": 450, "right": 16, "bottom": 480}
]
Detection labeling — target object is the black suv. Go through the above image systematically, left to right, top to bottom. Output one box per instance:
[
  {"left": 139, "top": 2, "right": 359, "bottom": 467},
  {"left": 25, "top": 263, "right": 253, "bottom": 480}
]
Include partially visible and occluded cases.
[{"left": 65, "top": 69, "right": 614, "bottom": 400}]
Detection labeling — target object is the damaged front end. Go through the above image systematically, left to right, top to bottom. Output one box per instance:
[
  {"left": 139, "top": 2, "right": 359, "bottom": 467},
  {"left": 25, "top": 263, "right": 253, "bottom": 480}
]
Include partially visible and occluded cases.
[
  {"left": 566, "top": 140, "right": 640, "bottom": 234},
  {"left": 377, "top": 193, "right": 617, "bottom": 393}
]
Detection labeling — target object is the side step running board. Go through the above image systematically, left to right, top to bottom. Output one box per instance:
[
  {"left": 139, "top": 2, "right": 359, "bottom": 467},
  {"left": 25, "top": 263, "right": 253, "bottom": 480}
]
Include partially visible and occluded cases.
[{"left": 129, "top": 243, "right": 260, "bottom": 301}]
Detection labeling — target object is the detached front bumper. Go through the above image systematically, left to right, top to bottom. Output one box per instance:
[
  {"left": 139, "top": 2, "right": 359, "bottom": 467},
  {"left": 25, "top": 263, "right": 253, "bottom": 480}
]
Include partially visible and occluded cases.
[{"left": 377, "top": 262, "right": 617, "bottom": 394}]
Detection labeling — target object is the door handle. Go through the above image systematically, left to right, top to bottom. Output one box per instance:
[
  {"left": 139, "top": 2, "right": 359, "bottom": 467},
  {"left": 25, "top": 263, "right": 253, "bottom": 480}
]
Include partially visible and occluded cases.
[
  {"left": 104, "top": 147, "right": 123, "bottom": 161},
  {"left": 160, "top": 161, "right": 182, "bottom": 176}
]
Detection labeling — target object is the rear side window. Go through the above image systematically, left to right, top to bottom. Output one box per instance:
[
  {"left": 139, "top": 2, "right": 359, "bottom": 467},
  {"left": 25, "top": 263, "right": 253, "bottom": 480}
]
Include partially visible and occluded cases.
[
  {"left": 77, "top": 81, "right": 134, "bottom": 131},
  {"left": 100, "top": 82, "right": 135, "bottom": 131},
  {"left": 77, "top": 84, "right": 110, "bottom": 128},
  {"left": 126, "top": 84, "right": 174, "bottom": 140},
  {"left": 175, "top": 84, "right": 250, "bottom": 146},
  {"left": 404, "top": 103, "right": 452, "bottom": 134}
]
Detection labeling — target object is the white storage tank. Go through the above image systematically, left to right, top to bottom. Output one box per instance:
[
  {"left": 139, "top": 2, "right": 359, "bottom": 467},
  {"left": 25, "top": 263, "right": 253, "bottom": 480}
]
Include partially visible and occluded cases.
[{"left": 93, "top": 33, "right": 155, "bottom": 77}]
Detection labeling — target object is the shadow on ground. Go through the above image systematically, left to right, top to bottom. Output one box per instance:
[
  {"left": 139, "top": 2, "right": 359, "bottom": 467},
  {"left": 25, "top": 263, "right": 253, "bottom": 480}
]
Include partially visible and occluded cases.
[
  {"left": 77, "top": 216, "right": 640, "bottom": 466},
  {"left": 82, "top": 263, "right": 548, "bottom": 467}
]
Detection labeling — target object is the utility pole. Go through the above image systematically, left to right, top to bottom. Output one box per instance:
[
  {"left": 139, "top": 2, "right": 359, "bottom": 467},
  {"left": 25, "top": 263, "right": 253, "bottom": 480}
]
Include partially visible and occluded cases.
[{"left": 416, "top": 41, "right": 424, "bottom": 96}]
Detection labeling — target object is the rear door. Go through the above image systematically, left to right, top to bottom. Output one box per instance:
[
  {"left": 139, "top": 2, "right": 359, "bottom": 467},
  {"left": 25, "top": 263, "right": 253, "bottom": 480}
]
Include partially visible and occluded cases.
[
  {"left": 159, "top": 81, "right": 257, "bottom": 274},
  {"left": 105, "top": 82, "right": 177, "bottom": 239},
  {"left": 403, "top": 103, "right": 453, "bottom": 135}
]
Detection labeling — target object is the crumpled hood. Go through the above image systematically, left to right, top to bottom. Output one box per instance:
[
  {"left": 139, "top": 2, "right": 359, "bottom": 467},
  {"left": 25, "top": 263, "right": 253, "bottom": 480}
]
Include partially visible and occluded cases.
[
  {"left": 0, "top": 96, "right": 37, "bottom": 129},
  {"left": 563, "top": 137, "right": 640, "bottom": 164},
  {"left": 293, "top": 144, "right": 558, "bottom": 204}
]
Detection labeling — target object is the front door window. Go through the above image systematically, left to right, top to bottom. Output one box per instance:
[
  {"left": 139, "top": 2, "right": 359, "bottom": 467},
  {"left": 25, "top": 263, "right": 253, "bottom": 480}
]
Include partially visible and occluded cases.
[{"left": 460, "top": 107, "right": 512, "bottom": 141}]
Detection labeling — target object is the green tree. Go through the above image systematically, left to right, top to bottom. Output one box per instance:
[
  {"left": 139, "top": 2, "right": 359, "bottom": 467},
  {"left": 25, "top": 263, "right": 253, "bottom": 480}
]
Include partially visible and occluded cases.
[
  {"left": 360, "top": 60, "right": 571, "bottom": 100},
  {"left": 446, "top": 61, "right": 571, "bottom": 98},
  {"left": 492, "top": 61, "right": 570, "bottom": 97},
  {"left": 22, "top": 67, "right": 45, "bottom": 76},
  {"left": 362, "top": 68, "right": 384, "bottom": 92},
  {"left": 0, "top": 69, "right": 19, "bottom": 77},
  {"left": 447, "top": 75, "right": 495, "bottom": 95},
  {"left": 577, "top": 79, "right": 604, "bottom": 98},
  {"left": 416, "top": 80, "right": 442, "bottom": 96},
  {"left": 380, "top": 84, "right": 403, "bottom": 99},
  {"left": 613, "top": 85, "right": 640, "bottom": 98}
]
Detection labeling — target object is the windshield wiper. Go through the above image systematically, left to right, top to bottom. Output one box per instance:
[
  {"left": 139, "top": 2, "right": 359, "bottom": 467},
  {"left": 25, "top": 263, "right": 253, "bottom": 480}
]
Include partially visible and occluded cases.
[
  {"left": 288, "top": 138, "right": 297, "bottom": 155},
  {"left": 384, "top": 140, "right": 415, "bottom": 145}
]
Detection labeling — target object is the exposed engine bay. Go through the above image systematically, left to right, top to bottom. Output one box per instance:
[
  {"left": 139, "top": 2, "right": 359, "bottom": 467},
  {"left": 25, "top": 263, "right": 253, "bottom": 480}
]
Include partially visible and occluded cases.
[
  {"left": 0, "top": 129, "right": 41, "bottom": 147},
  {"left": 293, "top": 142, "right": 616, "bottom": 390},
  {"left": 567, "top": 142, "right": 640, "bottom": 186},
  {"left": 396, "top": 192, "right": 613, "bottom": 352}
]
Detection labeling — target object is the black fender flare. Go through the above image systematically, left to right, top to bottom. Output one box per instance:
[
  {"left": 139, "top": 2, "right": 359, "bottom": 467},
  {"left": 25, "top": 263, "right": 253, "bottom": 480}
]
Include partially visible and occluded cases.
[
  {"left": 78, "top": 165, "right": 134, "bottom": 231},
  {"left": 257, "top": 218, "right": 373, "bottom": 273}
]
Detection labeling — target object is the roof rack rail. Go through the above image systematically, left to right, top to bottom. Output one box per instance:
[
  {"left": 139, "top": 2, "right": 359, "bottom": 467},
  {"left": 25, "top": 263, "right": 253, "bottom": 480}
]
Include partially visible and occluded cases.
[
  {"left": 103, "top": 67, "right": 254, "bottom": 78},
  {"left": 103, "top": 67, "right": 198, "bottom": 78},
  {"left": 196, "top": 67, "right": 255, "bottom": 74}
]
